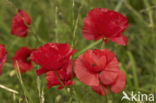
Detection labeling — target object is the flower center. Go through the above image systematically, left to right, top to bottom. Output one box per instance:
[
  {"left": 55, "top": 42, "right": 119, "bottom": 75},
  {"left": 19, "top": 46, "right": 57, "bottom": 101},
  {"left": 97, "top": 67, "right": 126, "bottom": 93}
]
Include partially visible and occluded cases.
[
  {"left": 25, "top": 54, "right": 30, "bottom": 62},
  {"left": 91, "top": 63, "right": 96, "bottom": 67}
]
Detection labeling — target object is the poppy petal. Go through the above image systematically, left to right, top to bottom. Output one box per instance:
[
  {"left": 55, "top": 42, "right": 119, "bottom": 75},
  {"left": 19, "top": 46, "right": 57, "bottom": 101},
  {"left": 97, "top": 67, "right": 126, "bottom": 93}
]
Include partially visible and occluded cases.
[
  {"left": 82, "top": 8, "right": 128, "bottom": 46},
  {"left": 110, "top": 34, "right": 128, "bottom": 46},
  {"left": 30, "top": 43, "right": 75, "bottom": 75},
  {"left": 0, "top": 45, "right": 7, "bottom": 75},
  {"left": 12, "top": 47, "right": 34, "bottom": 73},
  {"left": 74, "top": 55, "right": 99, "bottom": 86},
  {"left": 36, "top": 67, "right": 49, "bottom": 76},
  {"left": 99, "top": 70, "right": 119, "bottom": 85},
  {"left": 110, "top": 70, "right": 126, "bottom": 93},
  {"left": 46, "top": 71, "right": 60, "bottom": 89},
  {"left": 91, "top": 84, "right": 108, "bottom": 96}
]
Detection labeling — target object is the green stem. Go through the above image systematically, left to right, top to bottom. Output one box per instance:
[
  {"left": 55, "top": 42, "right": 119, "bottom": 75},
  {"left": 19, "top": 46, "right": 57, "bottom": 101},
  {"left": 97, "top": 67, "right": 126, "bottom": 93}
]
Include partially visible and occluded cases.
[
  {"left": 115, "top": 0, "right": 125, "bottom": 12},
  {"left": 123, "top": 0, "right": 148, "bottom": 25},
  {"left": 55, "top": 6, "right": 58, "bottom": 42},
  {"left": 74, "top": 39, "right": 103, "bottom": 57},
  {"left": 127, "top": 52, "right": 139, "bottom": 90},
  {"left": 15, "top": 62, "right": 33, "bottom": 103},
  {"left": 119, "top": 63, "right": 133, "bottom": 90},
  {"left": 55, "top": 71, "right": 72, "bottom": 102},
  {"left": 55, "top": 71, "right": 65, "bottom": 88},
  {"left": 98, "top": 75, "right": 108, "bottom": 102}
]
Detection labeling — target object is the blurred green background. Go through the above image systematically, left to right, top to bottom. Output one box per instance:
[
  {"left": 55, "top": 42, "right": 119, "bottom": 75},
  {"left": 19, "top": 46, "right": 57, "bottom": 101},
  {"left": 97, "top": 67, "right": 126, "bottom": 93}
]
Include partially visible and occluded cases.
[{"left": 0, "top": 0, "right": 156, "bottom": 103}]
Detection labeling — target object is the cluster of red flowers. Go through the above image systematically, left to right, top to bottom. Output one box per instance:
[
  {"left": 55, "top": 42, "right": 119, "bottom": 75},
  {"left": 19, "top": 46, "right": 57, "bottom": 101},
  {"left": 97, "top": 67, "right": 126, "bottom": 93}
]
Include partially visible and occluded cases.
[
  {"left": 0, "top": 8, "right": 129, "bottom": 96},
  {"left": 30, "top": 43, "right": 76, "bottom": 89}
]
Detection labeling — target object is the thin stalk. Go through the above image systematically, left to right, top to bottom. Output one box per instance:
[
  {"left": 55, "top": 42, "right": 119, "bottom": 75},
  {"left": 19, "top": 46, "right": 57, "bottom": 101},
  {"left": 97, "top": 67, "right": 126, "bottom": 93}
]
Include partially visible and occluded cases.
[
  {"left": 115, "top": 0, "right": 125, "bottom": 12},
  {"left": 123, "top": 0, "right": 148, "bottom": 25},
  {"left": 143, "top": 0, "right": 154, "bottom": 27},
  {"left": 70, "top": 1, "right": 81, "bottom": 94},
  {"left": 70, "top": 1, "right": 82, "bottom": 102},
  {"left": 55, "top": 6, "right": 58, "bottom": 42},
  {"left": 29, "top": 28, "right": 44, "bottom": 44},
  {"left": 100, "top": 38, "right": 105, "bottom": 49},
  {"left": 74, "top": 39, "right": 103, "bottom": 58},
  {"left": 127, "top": 52, "right": 139, "bottom": 90},
  {"left": 15, "top": 61, "right": 33, "bottom": 103},
  {"left": 119, "top": 63, "right": 133, "bottom": 90},
  {"left": 54, "top": 71, "right": 72, "bottom": 102},
  {"left": 55, "top": 71, "right": 66, "bottom": 88},
  {"left": 98, "top": 75, "right": 108, "bottom": 102},
  {"left": 0, "top": 84, "right": 19, "bottom": 94}
]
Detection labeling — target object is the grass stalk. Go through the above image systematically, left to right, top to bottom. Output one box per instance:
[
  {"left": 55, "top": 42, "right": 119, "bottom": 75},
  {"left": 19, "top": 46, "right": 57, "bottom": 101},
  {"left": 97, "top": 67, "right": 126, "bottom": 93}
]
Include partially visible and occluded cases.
[
  {"left": 127, "top": 52, "right": 139, "bottom": 90},
  {"left": 15, "top": 61, "right": 33, "bottom": 103},
  {"left": 119, "top": 63, "right": 133, "bottom": 90},
  {"left": 0, "top": 84, "right": 19, "bottom": 94}
]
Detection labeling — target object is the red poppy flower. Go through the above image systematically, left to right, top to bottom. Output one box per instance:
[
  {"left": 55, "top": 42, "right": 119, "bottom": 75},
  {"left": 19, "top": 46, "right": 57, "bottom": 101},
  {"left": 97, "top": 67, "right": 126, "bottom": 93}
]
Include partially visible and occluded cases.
[
  {"left": 82, "top": 8, "right": 128, "bottom": 46},
  {"left": 11, "top": 9, "right": 31, "bottom": 37},
  {"left": 30, "top": 43, "right": 76, "bottom": 76},
  {"left": 0, "top": 45, "right": 7, "bottom": 75},
  {"left": 12, "top": 47, "right": 34, "bottom": 73},
  {"left": 74, "top": 49, "right": 126, "bottom": 96},
  {"left": 46, "top": 60, "right": 75, "bottom": 89}
]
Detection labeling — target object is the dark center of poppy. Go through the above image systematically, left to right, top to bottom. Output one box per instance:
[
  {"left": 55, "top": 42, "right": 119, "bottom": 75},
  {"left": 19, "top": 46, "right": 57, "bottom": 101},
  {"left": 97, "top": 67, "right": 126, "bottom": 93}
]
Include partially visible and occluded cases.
[
  {"left": 25, "top": 54, "right": 30, "bottom": 62},
  {"left": 91, "top": 63, "right": 96, "bottom": 67}
]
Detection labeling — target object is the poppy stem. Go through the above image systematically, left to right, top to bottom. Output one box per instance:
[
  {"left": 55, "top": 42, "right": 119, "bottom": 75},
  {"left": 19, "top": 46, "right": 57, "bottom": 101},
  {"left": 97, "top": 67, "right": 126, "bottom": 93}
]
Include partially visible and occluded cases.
[
  {"left": 101, "top": 38, "right": 105, "bottom": 49},
  {"left": 74, "top": 39, "right": 103, "bottom": 57},
  {"left": 55, "top": 71, "right": 72, "bottom": 103},
  {"left": 55, "top": 71, "right": 66, "bottom": 88},
  {"left": 98, "top": 76, "right": 108, "bottom": 102}
]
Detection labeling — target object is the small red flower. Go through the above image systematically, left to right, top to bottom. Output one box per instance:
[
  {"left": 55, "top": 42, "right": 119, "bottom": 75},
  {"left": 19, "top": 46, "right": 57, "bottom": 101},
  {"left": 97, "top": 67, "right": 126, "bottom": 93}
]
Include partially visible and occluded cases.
[
  {"left": 82, "top": 8, "right": 128, "bottom": 46},
  {"left": 11, "top": 9, "right": 31, "bottom": 37},
  {"left": 30, "top": 43, "right": 76, "bottom": 76},
  {"left": 0, "top": 45, "right": 7, "bottom": 75},
  {"left": 12, "top": 47, "right": 34, "bottom": 73},
  {"left": 74, "top": 49, "right": 126, "bottom": 96},
  {"left": 46, "top": 60, "right": 75, "bottom": 89}
]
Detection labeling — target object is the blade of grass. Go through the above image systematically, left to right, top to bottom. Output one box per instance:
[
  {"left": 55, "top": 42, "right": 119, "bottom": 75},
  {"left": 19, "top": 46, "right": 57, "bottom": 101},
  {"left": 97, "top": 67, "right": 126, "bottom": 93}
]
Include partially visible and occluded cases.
[
  {"left": 115, "top": 0, "right": 125, "bottom": 12},
  {"left": 123, "top": 0, "right": 148, "bottom": 25},
  {"left": 143, "top": 0, "right": 154, "bottom": 27},
  {"left": 55, "top": 6, "right": 58, "bottom": 42},
  {"left": 127, "top": 51, "right": 139, "bottom": 90},
  {"left": 15, "top": 61, "right": 33, "bottom": 103},
  {"left": 119, "top": 63, "right": 133, "bottom": 90},
  {"left": 37, "top": 76, "right": 41, "bottom": 102},
  {"left": 0, "top": 84, "right": 19, "bottom": 94},
  {"left": 41, "top": 88, "right": 45, "bottom": 103}
]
